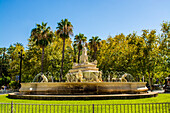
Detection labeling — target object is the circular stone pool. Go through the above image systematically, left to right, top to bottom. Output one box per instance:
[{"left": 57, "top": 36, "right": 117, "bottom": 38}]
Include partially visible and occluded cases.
[
  {"left": 8, "top": 82, "right": 158, "bottom": 100},
  {"left": 19, "top": 82, "right": 148, "bottom": 95}
]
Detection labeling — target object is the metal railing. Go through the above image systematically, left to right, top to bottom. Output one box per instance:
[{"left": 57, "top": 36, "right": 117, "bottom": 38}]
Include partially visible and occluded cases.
[{"left": 0, "top": 102, "right": 169, "bottom": 113}]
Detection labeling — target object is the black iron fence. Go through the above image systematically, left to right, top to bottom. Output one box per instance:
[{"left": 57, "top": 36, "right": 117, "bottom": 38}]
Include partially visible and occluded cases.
[{"left": 0, "top": 102, "right": 169, "bottom": 113}]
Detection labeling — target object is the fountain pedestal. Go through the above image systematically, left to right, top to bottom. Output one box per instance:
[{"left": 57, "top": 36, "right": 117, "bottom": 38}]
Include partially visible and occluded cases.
[{"left": 66, "top": 47, "right": 102, "bottom": 82}]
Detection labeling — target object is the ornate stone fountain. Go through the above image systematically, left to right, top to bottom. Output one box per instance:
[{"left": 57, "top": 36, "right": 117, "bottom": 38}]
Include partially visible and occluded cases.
[
  {"left": 8, "top": 46, "right": 158, "bottom": 100},
  {"left": 66, "top": 47, "right": 102, "bottom": 82}
]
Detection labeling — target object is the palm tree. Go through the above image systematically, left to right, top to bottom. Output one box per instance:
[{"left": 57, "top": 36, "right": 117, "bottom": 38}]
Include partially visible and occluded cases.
[
  {"left": 56, "top": 19, "right": 73, "bottom": 81},
  {"left": 31, "top": 22, "right": 53, "bottom": 74},
  {"left": 74, "top": 33, "right": 87, "bottom": 63},
  {"left": 89, "top": 36, "right": 101, "bottom": 60},
  {"left": 14, "top": 42, "right": 23, "bottom": 47}
]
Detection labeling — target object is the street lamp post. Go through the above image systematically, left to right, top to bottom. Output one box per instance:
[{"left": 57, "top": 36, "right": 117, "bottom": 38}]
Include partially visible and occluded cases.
[{"left": 18, "top": 49, "right": 23, "bottom": 88}]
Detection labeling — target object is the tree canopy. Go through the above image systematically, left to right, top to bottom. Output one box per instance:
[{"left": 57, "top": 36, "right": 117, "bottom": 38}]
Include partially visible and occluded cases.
[{"left": 0, "top": 21, "right": 169, "bottom": 89}]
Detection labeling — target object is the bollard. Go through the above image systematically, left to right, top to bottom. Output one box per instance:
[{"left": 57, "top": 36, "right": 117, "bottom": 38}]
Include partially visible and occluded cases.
[
  {"left": 11, "top": 101, "right": 13, "bottom": 113},
  {"left": 93, "top": 104, "right": 94, "bottom": 113}
]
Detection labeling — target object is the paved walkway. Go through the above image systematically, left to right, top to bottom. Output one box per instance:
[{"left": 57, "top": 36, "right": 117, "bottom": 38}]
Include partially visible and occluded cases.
[
  {"left": 0, "top": 90, "right": 17, "bottom": 95},
  {"left": 148, "top": 90, "right": 167, "bottom": 94}
]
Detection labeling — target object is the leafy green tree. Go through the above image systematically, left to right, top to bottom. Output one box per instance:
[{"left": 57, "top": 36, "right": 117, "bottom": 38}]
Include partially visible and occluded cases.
[
  {"left": 56, "top": 19, "right": 73, "bottom": 81},
  {"left": 157, "top": 21, "right": 170, "bottom": 83},
  {"left": 30, "top": 22, "right": 53, "bottom": 74},
  {"left": 142, "top": 30, "right": 158, "bottom": 90},
  {"left": 97, "top": 31, "right": 158, "bottom": 83},
  {"left": 22, "top": 33, "right": 73, "bottom": 82},
  {"left": 74, "top": 33, "right": 87, "bottom": 63},
  {"left": 44, "top": 36, "right": 73, "bottom": 81},
  {"left": 22, "top": 37, "right": 41, "bottom": 82},
  {"left": 8, "top": 44, "right": 25, "bottom": 81},
  {"left": 0, "top": 48, "right": 9, "bottom": 85},
  {"left": 0, "top": 48, "right": 5, "bottom": 78}
]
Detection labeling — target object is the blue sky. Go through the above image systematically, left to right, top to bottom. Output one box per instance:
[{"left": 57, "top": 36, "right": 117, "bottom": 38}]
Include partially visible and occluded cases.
[{"left": 0, "top": 0, "right": 170, "bottom": 48}]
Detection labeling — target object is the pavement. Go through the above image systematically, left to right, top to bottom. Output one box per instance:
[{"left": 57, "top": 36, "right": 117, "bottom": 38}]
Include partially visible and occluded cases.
[
  {"left": 0, "top": 90, "right": 16, "bottom": 95},
  {"left": 148, "top": 90, "right": 169, "bottom": 94}
]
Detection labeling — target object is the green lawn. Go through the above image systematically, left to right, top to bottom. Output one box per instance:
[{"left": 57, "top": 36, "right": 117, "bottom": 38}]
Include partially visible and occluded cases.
[
  {"left": 0, "top": 94, "right": 169, "bottom": 104},
  {"left": 0, "top": 94, "right": 169, "bottom": 113}
]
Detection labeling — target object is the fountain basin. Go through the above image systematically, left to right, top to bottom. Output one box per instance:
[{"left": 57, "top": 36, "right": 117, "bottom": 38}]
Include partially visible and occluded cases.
[{"left": 19, "top": 82, "right": 148, "bottom": 95}]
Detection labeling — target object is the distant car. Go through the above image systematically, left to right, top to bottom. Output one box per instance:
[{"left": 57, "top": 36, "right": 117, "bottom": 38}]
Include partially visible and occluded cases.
[
  {"left": 163, "top": 76, "right": 170, "bottom": 92},
  {"left": 152, "top": 84, "right": 162, "bottom": 90}
]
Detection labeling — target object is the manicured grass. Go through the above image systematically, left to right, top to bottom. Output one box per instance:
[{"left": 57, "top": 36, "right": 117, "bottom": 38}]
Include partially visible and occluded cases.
[
  {"left": 0, "top": 94, "right": 169, "bottom": 104},
  {"left": 0, "top": 94, "right": 169, "bottom": 113}
]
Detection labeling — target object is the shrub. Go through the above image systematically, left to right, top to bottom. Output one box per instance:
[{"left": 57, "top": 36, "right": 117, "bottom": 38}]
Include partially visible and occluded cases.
[
  {"left": 0, "top": 76, "right": 11, "bottom": 87},
  {"left": 9, "top": 81, "right": 19, "bottom": 89}
]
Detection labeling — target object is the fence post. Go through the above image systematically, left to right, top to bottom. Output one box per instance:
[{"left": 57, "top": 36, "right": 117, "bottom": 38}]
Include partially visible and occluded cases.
[
  {"left": 11, "top": 101, "right": 13, "bottom": 113},
  {"left": 93, "top": 104, "right": 94, "bottom": 113}
]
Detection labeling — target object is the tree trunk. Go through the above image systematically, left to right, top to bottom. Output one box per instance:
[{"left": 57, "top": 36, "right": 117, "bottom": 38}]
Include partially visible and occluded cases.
[
  {"left": 60, "top": 38, "right": 65, "bottom": 81},
  {"left": 94, "top": 46, "right": 97, "bottom": 60},
  {"left": 41, "top": 47, "right": 44, "bottom": 74},
  {"left": 73, "top": 49, "right": 76, "bottom": 62},
  {"left": 78, "top": 49, "right": 80, "bottom": 63},
  {"left": 19, "top": 51, "right": 22, "bottom": 88},
  {"left": 0, "top": 61, "right": 2, "bottom": 78},
  {"left": 148, "top": 69, "right": 152, "bottom": 92},
  {"left": 142, "top": 70, "right": 145, "bottom": 82}
]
